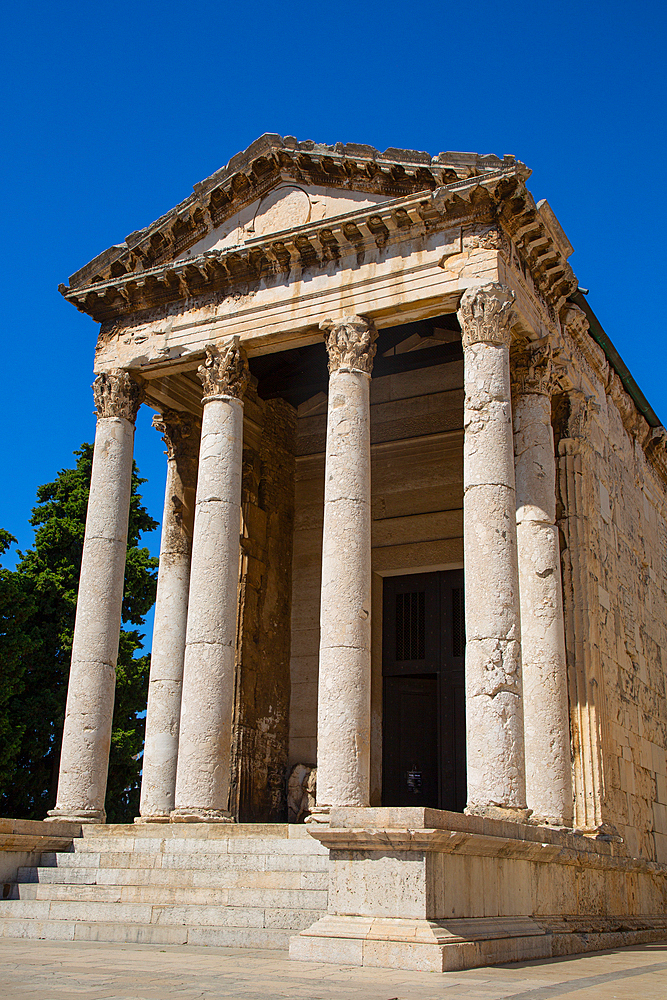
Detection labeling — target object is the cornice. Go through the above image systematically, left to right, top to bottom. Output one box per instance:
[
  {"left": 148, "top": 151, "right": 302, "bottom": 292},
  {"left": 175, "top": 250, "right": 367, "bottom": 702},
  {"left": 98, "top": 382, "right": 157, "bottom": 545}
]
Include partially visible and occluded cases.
[{"left": 60, "top": 165, "right": 576, "bottom": 325}]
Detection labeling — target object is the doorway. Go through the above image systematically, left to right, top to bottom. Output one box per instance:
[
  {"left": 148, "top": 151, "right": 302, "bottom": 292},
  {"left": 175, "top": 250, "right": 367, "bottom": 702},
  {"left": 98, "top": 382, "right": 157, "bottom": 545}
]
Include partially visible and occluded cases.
[{"left": 381, "top": 570, "right": 466, "bottom": 811}]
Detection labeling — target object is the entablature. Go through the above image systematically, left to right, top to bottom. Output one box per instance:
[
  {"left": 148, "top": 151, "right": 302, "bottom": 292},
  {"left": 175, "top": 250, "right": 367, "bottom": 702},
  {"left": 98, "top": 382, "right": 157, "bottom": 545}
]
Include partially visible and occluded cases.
[{"left": 65, "top": 165, "right": 576, "bottom": 330}]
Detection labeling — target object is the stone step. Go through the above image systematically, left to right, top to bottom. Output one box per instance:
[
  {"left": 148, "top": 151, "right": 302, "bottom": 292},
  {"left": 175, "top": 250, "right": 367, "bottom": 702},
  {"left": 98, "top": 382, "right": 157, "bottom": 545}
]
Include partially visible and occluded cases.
[
  {"left": 3, "top": 823, "right": 328, "bottom": 953},
  {"left": 80, "top": 823, "right": 302, "bottom": 840},
  {"left": 71, "top": 836, "right": 327, "bottom": 856},
  {"left": 40, "top": 850, "right": 328, "bottom": 872},
  {"left": 19, "top": 865, "right": 329, "bottom": 890},
  {"left": 15, "top": 882, "right": 328, "bottom": 910},
  {"left": 0, "top": 897, "right": 324, "bottom": 929},
  {"left": 0, "top": 916, "right": 294, "bottom": 948}
]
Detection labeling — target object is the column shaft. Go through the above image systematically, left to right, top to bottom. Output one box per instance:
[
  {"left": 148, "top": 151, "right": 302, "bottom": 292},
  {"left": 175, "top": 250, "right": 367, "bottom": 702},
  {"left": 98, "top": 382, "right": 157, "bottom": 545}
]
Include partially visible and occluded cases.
[
  {"left": 458, "top": 284, "right": 527, "bottom": 818},
  {"left": 314, "top": 317, "right": 376, "bottom": 813},
  {"left": 172, "top": 340, "right": 248, "bottom": 821},
  {"left": 513, "top": 345, "right": 573, "bottom": 826},
  {"left": 48, "top": 371, "right": 142, "bottom": 823},
  {"left": 139, "top": 411, "right": 198, "bottom": 821}
]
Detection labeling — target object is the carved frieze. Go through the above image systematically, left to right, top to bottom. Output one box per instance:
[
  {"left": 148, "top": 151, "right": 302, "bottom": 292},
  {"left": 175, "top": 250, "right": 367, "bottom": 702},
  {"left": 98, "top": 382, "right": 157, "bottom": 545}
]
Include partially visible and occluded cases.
[
  {"left": 457, "top": 282, "right": 516, "bottom": 349},
  {"left": 320, "top": 315, "right": 378, "bottom": 374},
  {"left": 197, "top": 338, "right": 250, "bottom": 400},
  {"left": 92, "top": 370, "right": 144, "bottom": 423}
]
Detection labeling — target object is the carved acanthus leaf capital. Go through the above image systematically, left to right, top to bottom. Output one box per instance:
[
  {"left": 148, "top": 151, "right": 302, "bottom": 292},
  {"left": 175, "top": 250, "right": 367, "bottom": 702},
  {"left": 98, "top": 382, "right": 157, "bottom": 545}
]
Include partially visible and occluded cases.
[
  {"left": 457, "top": 282, "right": 516, "bottom": 349},
  {"left": 560, "top": 303, "right": 589, "bottom": 342},
  {"left": 320, "top": 315, "right": 378, "bottom": 374},
  {"left": 198, "top": 338, "right": 250, "bottom": 400},
  {"left": 511, "top": 340, "right": 554, "bottom": 397},
  {"left": 92, "top": 370, "right": 144, "bottom": 423},
  {"left": 152, "top": 408, "right": 198, "bottom": 468}
]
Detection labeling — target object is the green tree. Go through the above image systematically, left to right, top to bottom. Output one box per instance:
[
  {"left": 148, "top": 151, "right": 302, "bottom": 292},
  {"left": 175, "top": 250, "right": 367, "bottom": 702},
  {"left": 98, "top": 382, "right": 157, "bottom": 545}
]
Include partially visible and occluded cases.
[
  {"left": 0, "top": 444, "right": 158, "bottom": 822},
  {"left": 0, "top": 531, "right": 38, "bottom": 793}
]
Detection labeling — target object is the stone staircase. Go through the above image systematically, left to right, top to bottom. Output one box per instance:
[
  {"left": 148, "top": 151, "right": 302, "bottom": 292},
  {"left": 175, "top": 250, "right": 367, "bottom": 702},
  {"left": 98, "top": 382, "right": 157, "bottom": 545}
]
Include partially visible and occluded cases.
[{"left": 0, "top": 823, "right": 329, "bottom": 948}]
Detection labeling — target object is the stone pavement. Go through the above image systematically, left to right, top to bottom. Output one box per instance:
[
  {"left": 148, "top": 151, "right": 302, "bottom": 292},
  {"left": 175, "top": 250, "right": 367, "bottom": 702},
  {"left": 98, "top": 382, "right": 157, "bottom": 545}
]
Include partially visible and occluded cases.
[{"left": 1, "top": 939, "right": 667, "bottom": 1000}]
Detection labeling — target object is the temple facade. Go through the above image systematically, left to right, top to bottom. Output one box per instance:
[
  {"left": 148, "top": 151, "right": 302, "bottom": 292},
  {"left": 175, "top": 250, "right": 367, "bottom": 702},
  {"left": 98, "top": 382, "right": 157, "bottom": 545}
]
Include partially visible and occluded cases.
[{"left": 31, "top": 134, "right": 667, "bottom": 967}]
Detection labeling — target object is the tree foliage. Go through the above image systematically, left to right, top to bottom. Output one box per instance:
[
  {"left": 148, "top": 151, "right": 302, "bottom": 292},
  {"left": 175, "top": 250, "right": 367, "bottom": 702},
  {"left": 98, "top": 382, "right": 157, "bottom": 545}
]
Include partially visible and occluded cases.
[{"left": 0, "top": 444, "right": 158, "bottom": 822}]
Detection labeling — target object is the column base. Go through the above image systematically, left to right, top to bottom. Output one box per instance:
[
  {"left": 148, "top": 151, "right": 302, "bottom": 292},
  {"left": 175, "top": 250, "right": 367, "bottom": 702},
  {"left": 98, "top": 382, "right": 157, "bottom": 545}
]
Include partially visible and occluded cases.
[
  {"left": 465, "top": 804, "right": 532, "bottom": 824},
  {"left": 304, "top": 806, "right": 330, "bottom": 825},
  {"left": 45, "top": 807, "right": 105, "bottom": 824},
  {"left": 170, "top": 808, "right": 234, "bottom": 823},
  {"left": 134, "top": 814, "right": 172, "bottom": 825}
]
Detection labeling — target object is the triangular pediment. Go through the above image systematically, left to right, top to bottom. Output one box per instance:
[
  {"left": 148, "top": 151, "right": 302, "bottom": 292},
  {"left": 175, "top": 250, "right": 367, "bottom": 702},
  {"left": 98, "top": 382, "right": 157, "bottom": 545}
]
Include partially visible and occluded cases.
[
  {"left": 64, "top": 133, "right": 525, "bottom": 293},
  {"left": 177, "top": 183, "right": 393, "bottom": 260}
]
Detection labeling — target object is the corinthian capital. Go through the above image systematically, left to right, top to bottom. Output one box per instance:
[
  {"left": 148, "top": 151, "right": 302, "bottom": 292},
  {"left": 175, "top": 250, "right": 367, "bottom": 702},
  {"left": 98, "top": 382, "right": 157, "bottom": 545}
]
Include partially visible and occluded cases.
[
  {"left": 457, "top": 282, "right": 516, "bottom": 349},
  {"left": 560, "top": 303, "right": 589, "bottom": 342},
  {"left": 320, "top": 315, "right": 378, "bottom": 374},
  {"left": 198, "top": 338, "right": 249, "bottom": 400},
  {"left": 511, "top": 340, "right": 554, "bottom": 397},
  {"left": 92, "top": 370, "right": 144, "bottom": 423},
  {"left": 152, "top": 409, "right": 198, "bottom": 468}
]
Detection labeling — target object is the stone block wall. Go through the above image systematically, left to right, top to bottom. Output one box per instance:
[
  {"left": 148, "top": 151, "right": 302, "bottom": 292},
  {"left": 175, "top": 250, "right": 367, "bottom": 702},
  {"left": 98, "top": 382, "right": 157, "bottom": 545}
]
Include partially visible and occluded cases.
[
  {"left": 555, "top": 321, "right": 667, "bottom": 860},
  {"left": 595, "top": 391, "right": 667, "bottom": 859}
]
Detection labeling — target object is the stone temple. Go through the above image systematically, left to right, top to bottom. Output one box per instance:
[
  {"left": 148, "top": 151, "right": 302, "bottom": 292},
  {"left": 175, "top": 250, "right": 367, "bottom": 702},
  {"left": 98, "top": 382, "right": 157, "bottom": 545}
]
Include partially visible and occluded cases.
[{"left": 2, "top": 134, "right": 667, "bottom": 970}]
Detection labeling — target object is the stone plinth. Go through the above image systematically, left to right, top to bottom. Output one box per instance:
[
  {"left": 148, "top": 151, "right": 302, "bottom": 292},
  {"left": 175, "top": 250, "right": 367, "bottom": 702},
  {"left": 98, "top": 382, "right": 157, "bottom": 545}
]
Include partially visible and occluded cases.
[{"left": 290, "top": 807, "right": 667, "bottom": 972}]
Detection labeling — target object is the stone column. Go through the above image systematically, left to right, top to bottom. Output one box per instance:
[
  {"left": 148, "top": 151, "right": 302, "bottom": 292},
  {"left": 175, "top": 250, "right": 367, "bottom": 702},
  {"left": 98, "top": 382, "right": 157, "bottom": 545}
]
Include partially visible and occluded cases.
[
  {"left": 457, "top": 283, "right": 527, "bottom": 819},
  {"left": 557, "top": 305, "right": 609, "bottom": 832},
  {"left": 312, "top": 316, "right": 377, "bottom": 818},
  {"left": 172, "top": 339, "right": 249, "bottom": 822},
  {"left": 512, "top": 342, "right": 573, "bottom": 826},
  {"left": 47, "top": 371, "right": 143, "bottom": 823},
  {"left": 138, "top": 410, "right": 198, "bottom": 821}
]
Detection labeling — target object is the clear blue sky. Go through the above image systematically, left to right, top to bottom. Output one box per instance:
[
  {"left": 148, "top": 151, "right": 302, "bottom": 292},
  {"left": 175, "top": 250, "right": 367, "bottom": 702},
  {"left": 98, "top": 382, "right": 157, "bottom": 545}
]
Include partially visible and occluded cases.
[{"left": 2, "top": 1, "right": 666, "bottom": 614}]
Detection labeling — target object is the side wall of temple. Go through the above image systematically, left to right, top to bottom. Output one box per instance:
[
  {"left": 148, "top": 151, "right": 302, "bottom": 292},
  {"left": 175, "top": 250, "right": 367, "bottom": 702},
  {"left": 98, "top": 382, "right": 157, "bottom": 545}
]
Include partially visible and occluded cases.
[
  {"left": 553, "top": 318, "right": 667, "bottom": 859},
  {"left": 596, "top": 380, "right": 667, "bottom": 860}
]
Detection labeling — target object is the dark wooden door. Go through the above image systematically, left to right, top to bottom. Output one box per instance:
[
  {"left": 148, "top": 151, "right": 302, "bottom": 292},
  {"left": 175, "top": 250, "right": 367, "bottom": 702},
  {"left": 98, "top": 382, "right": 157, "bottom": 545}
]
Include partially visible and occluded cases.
[{"left": 381, "top": 570, "right": 466, "bottom": 811}]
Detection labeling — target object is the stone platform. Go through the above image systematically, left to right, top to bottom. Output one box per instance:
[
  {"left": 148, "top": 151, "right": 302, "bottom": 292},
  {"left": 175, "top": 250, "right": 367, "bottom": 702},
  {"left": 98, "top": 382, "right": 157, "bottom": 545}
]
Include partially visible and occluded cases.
[
  {"left": 290, "top": 807, "right": 667, "bottom": 972},
  {"left": 0, "top": 822, "right": 328, "bottom": 948}
]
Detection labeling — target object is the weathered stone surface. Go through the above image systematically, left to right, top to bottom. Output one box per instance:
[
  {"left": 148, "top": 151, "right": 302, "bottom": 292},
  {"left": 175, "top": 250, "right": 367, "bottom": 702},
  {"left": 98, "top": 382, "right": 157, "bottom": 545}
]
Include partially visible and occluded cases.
[
  {"left": 458, "top": 284, "right": 527, "bottom": 815},
  {"left": 315, "top": 321, "right": 375, "bottom": 812},
  {"left": 198, "top": 339, "right": 250, "bottom": 400},
  {"left": 172, "top": 343, "right": 247, "bottom": 821},
  {"left": 513, "top": 351, "right": 572, "bottom": 827},
  {"left": 288, "top": 766, "right": 317, "bottom": 823},
  {"left": 292, "top": 807, "right": 667, "bottom": 971}
]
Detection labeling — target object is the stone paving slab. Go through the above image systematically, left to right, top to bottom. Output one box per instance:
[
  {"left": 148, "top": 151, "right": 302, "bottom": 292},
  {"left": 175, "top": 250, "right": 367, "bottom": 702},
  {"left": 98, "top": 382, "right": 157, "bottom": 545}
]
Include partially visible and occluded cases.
[{"left": 0, "top": 938, "right": 666, "bottom": 999}]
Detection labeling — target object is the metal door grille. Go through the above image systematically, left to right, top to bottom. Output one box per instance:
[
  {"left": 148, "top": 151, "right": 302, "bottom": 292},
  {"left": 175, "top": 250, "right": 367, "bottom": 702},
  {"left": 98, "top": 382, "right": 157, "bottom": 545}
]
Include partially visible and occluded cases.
[{"left": 395, "top": 591, "right": 425, "bottom": 661}]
